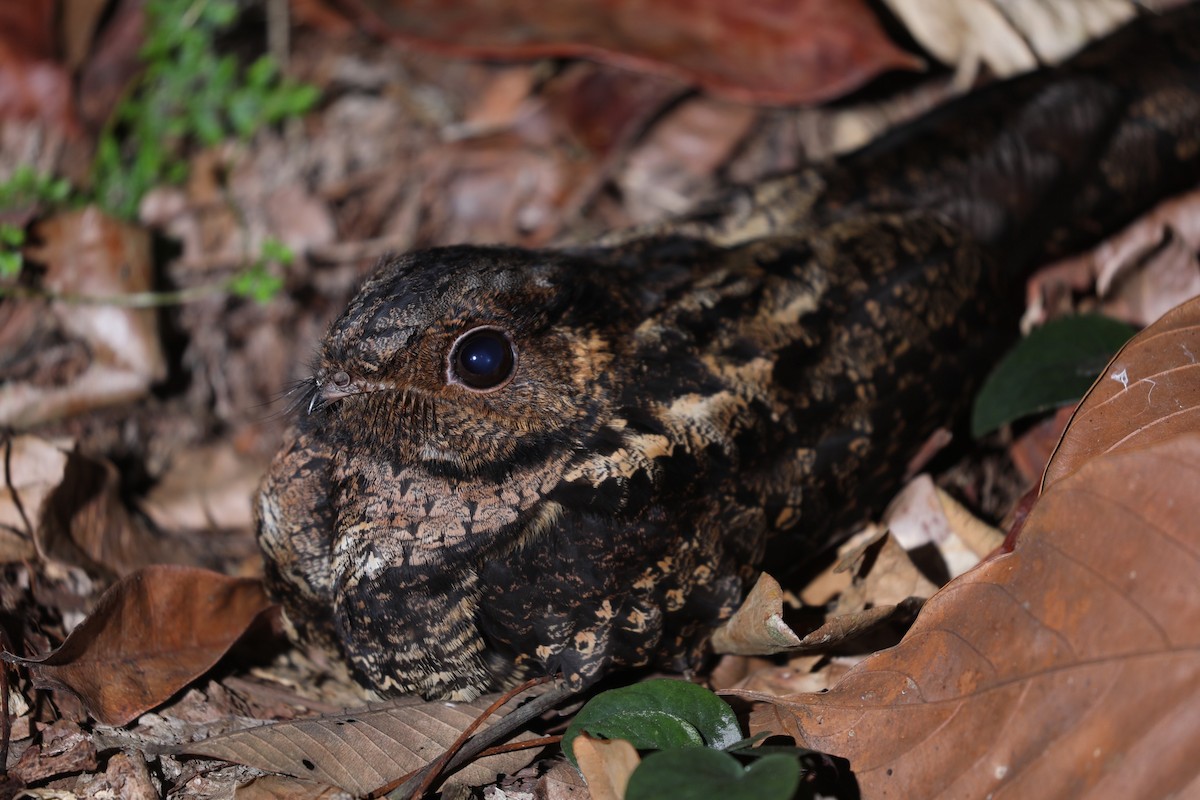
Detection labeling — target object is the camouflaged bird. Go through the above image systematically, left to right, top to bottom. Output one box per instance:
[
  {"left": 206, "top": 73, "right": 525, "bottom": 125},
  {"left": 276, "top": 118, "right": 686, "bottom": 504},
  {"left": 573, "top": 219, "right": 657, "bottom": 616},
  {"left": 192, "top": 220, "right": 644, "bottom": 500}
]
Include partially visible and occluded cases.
[{"left": 257, "top": 8, "right": 1200, "bottom": 700}]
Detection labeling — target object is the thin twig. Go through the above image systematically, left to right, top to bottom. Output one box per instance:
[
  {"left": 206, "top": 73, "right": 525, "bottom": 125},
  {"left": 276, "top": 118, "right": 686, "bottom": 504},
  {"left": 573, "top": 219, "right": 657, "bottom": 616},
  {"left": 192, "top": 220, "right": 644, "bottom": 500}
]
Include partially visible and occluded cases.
[
  {"left": 0, "top": 281, "right": 226, "bottom": 308},
  {"left": 407, "top": 677, "right": 549, "bottom": 800},
  {"left": 383, "top": 680, "right": 578, "bottom": 800},
  {"left": 476, "top": 734, "right": 562, "bottom": 759}
]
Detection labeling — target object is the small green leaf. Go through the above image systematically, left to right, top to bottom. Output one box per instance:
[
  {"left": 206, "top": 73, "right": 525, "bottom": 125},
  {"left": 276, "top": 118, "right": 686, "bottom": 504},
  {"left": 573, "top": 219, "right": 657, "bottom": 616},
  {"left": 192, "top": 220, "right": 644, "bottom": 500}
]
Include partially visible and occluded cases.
[
  {"left": 0, "top": 224, "right": 25, "bottom": 248},
  {"left": 260, "top": 237, "right": 294, "bottom": 264},
  {"left": 0, "top": 250, "right": 23, "bottom": 279},
  {"left": 228, "top": 264, "right": 283, "bottom": 303},
  {"left": 972, "top": 313, "right": 1135, "bottom": 437},
  {"left": 563, "top": 679, "right": 741, "bottom": 766},
  {"left": 626, "top": 749, "right": 802, "bottom": 800}
]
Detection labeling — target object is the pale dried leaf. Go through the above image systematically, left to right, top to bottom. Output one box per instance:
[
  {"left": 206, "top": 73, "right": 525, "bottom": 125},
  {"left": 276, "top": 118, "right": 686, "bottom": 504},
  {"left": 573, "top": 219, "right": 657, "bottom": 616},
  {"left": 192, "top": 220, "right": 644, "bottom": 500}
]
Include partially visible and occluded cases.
[
  {"left": 883, "top": 0, "right": 1036, "bottom": 82},
  {"left": 885, "top": 0, "right": 1133, "bottom": 83},
  {"left": 1097, "top": 220, "right": 1200, "bottom": 328},
  {"left": 0, "top": 434, "right": 67, "bottom": 563},
  {"left": 740, "top": 435, "right": 1200, "bottom": 798},
  {"left": 141, "top": 443, "right": 265, "bottom": 532},
  {"left": 883, "top": 475, "right": 1000, "bottom": 577},
  {"left": 931, "top": 485, "right": 1005, "bottom": 562},
  {"left": 832, "top": 531, "right": 937, "bottom": 613},
  {"left": 713, "top": 568, "right": 920, "bottom": 658},
  {"left": 711, "top": 573, "right": 801, "bottom": 656},
  {"left": 178, "top": 693, "right": 545, "bottom": 794},
  {"left": 574, "top": 734, "right": 639, "bottom": 800}
]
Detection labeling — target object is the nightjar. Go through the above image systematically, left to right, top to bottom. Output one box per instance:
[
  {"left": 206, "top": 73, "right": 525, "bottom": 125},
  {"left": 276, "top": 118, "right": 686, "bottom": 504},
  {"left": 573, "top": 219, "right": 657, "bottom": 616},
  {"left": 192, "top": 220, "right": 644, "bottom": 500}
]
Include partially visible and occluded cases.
[{"left": 257, "top": 7, "right": 1200, "bottom": 700}]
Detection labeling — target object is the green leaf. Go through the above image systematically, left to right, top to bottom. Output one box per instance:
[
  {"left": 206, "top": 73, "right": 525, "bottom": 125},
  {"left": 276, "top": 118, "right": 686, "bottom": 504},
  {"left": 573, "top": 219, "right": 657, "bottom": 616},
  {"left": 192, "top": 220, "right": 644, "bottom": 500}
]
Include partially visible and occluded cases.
[
  {"left": 0, "top": 224, "right": 26, "bottom": 248},
  {"left": 260, "top": 237, "right": 294, "bottom": 265},
  {"left": 0, "top": 250, "right": 22, "bottom": 279},
  {"left": 229, "top": 264, "right": 283, "bottom": 303},
  {"left": 972, "top": 313, "right": 1135, "bottom": 437},
  {"left": 562, "top": 679, "right": 741, "bottom": 767},
  {"left": 626, "top": 749, "right": 802, "bottom": 800}
]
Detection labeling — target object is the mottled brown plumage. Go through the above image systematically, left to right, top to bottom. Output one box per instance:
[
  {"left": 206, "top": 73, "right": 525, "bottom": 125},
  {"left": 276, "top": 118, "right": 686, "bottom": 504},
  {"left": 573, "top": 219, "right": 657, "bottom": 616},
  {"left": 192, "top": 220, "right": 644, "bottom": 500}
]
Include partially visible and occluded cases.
[{"left": 257, "top": 8, "right": 1200, "bottom": 700}]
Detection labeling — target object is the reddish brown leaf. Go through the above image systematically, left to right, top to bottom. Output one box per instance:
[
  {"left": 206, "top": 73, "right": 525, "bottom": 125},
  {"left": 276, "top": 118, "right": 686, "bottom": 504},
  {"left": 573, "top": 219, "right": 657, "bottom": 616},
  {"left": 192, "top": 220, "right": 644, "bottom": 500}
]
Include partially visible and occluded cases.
[
  {"left": 350, "top": 0, "right": 922, "bottom": 105},
  {"left": 0, "top": 3, "right": 78, "bottom": 132},
  {"left": 1043, "top": 295, "right": 1200, "bottom": 491},
  {"left": 738, "top": 434, "right": 1200, "bottom": 798},
  {"left": 4, "top": 565, "right": 273, "bottom": 726}
]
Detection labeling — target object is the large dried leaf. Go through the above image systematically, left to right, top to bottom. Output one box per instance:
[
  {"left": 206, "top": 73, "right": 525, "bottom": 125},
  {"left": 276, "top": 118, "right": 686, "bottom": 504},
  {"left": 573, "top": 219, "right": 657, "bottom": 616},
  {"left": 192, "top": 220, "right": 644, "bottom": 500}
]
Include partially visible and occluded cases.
[
  {"left": 356, "top": 0, "right": 922, "bottom": 105},
  {"left": 884, "top": 0, "right": 1133, "bottom": 85},
  {"left": 0, "top": 2, "right": 77, "bottom": 131},
  {"left": 1043, "top": 295, "right": 1200, "bottom": 490},
  {"left": 738, "top": 434, "right": 1200, "bottom": 798},
  {"left": 3, "top": 565, "right": 272, "bottom": 725},
  {"left": 178, "top": 693, "right": 543, "bottom": 794}
]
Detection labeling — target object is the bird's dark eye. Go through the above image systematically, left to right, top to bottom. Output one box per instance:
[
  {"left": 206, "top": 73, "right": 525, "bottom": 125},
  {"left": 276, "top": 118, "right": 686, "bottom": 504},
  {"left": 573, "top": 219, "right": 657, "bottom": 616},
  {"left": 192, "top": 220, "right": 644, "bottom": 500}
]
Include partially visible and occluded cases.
[{"left": 449, "top": 327, "right": 516, "bottom": 391}]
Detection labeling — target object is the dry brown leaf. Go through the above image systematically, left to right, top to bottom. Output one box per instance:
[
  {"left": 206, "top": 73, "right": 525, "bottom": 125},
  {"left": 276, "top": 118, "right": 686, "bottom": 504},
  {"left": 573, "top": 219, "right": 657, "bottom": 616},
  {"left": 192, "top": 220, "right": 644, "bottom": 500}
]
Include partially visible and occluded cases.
[
  {"left": 357, "top": 0, "right": 921, "bottom": 106},
  {"left": 0, "top": 3, "right": 78, "bottom": 132},
  {"left": 617, "top": 96, "right": 757, "bottom": 222},
  {"left": 0, "top": 207, "right": 165, "bottom": 429},
  {"left": 1043, "top": 295, "right": 1200, "bottom": 490},
  {"left": 1009, "top": 404, "right": 1075, "bottom": 485},
  {"left": 0, "top": 434, "right": 66, "bottom": 563},
  {"left": 739, "top": 434, "right": 1200, "bottom": 798},
  {"left": 35, "top": 447, "right": 143, "bottom": 577},
  {"left": 4, "top": 565, "right": 273, "bottom": 725},
  {"left": 712, "top": 570, "right": 922, "bottom": 658},
  {"left": 711, "top": 573, "right": 801, "bottom": 656},
  {"left": 177, "top": 692, "right": 545, "bottom": 794},
  {"left": 573, "top": 734, "right": 639, "bottom": 800},
  {"left": 537, "top": 760, "right": 591, "bottom": 799},
  {"left": 235, "top": 775, "right": 349, "bottom": 800}
]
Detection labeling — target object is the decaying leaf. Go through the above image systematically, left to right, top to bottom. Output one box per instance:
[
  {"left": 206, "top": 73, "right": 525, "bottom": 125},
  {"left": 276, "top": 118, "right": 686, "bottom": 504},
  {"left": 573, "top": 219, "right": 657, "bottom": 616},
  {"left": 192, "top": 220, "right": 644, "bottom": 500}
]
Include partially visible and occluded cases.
[
  {"left": 355, "top": 0, "right": 922, "bottom": 105},
  {"left": 884, "top": 0, "right": 1134, "bottom": 84},
  {"left": 0, "top": 3, "right": 78, "bottom": 131},
  {"left": 0, "top": 207, "right": 165, "bottom": 429},
  {"left": 1043, "top": 295, "right": 1200, "bottom": 490},
  {"left": 0, "top": 434, "right": 65, "bottom": 563},
  {"left": 739, "top": 434, "right": 1200, "bottom": 798},
  {"left": 882, "top": 476, "right": 1004, "bottom": 572},
  {"left": 4, "top": 565, "right": 273, "bottom": 725},
  {"left": 712, "top": 571, "right": 924, "bottom": 659},
  {"left": 711, "top": 574, "right": 802, "bottom": 656},
  {"left": 177, "top": 692, "right": 545, "bottom": 794},
  {"left": 573, "top": 734, "right": 640, "bottom": 800},
  {"left": 234, "top": 774, "right": 350, "bottom": 800}
]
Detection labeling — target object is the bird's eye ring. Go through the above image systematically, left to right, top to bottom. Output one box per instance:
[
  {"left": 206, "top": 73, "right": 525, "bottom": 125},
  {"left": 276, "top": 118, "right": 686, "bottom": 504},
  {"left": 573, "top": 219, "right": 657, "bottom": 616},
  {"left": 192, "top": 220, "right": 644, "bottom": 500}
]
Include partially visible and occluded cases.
[
  {"left": 448, "top": 327, "right": 516, "bottom": 391},
  {"left": 331, "top": 370, "right": 351, "bottom": 388}
]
